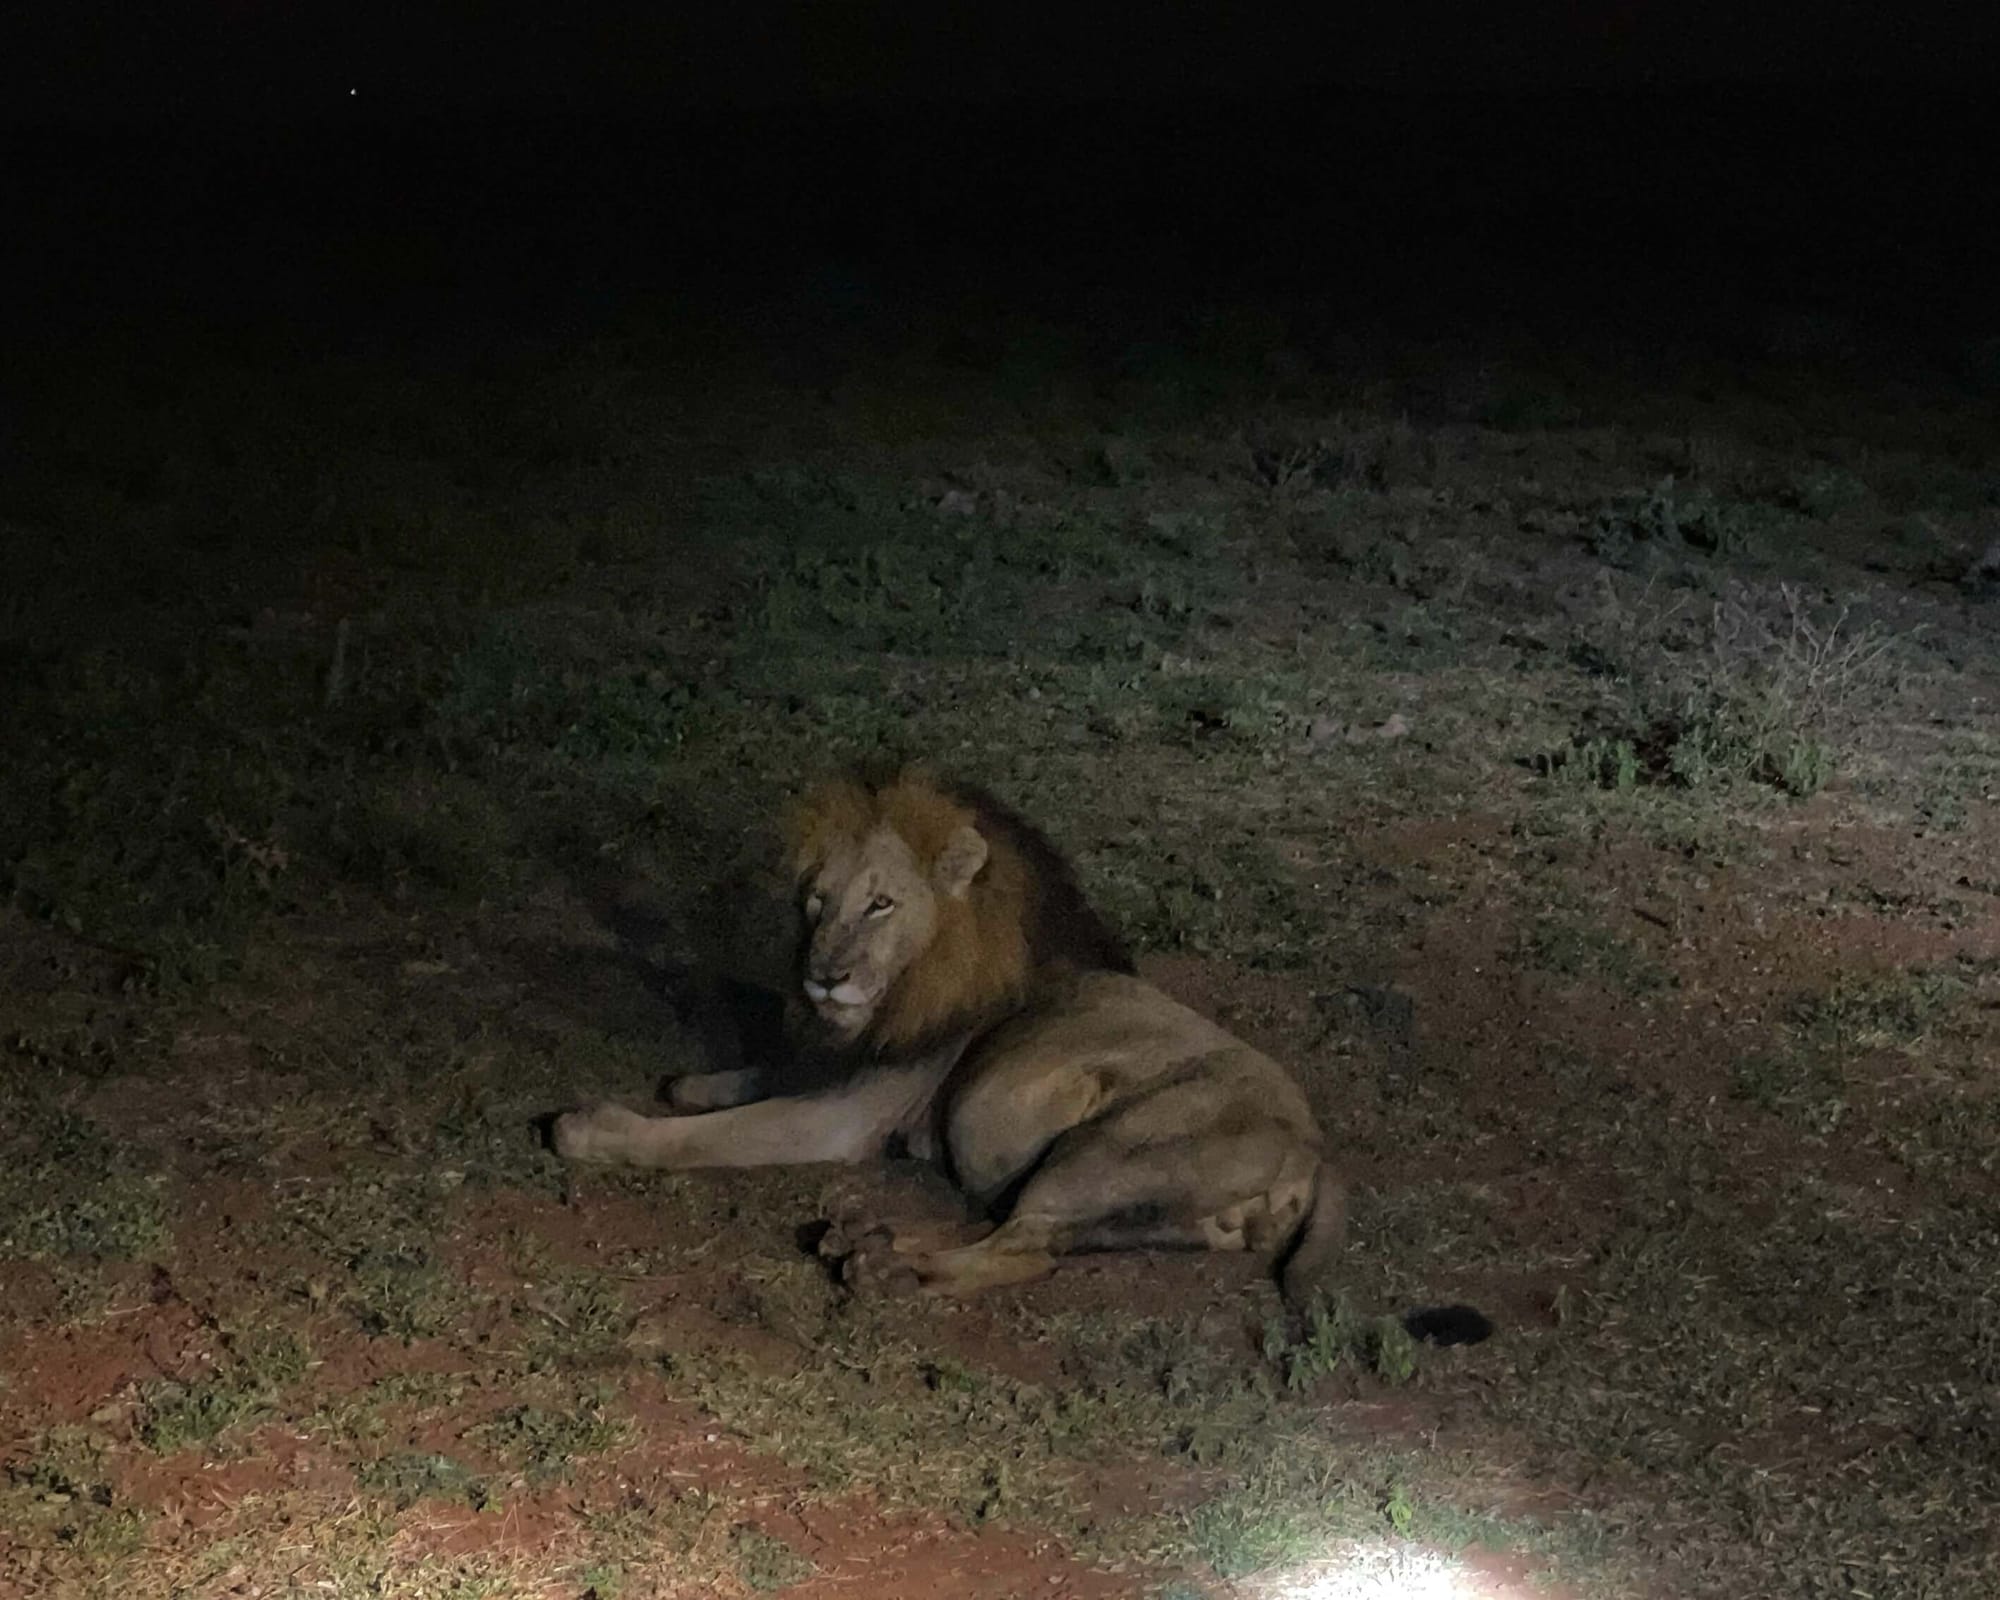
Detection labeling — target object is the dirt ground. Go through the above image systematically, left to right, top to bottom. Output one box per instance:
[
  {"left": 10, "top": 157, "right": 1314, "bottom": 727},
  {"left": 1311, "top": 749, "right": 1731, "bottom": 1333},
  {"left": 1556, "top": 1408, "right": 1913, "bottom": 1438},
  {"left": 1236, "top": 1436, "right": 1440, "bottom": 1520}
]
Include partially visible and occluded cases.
[{"left": 3, "top": 274, "right": 1999, "bottom": 1600}]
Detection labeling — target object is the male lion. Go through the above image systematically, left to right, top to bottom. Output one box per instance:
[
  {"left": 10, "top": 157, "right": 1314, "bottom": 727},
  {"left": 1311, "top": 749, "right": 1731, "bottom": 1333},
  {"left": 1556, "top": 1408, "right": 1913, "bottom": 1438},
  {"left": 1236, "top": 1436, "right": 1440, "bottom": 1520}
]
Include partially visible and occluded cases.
[{"left": 555, "top": 768, "right": 1480, "bottom": 1329}]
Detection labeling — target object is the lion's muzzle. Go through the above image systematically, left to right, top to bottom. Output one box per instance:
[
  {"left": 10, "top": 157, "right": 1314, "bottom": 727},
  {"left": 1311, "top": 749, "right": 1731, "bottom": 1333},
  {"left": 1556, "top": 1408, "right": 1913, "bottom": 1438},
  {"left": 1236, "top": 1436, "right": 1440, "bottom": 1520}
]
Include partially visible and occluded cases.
[{"left": 804, "top": 972, "right": 874, "bottom": 1008}]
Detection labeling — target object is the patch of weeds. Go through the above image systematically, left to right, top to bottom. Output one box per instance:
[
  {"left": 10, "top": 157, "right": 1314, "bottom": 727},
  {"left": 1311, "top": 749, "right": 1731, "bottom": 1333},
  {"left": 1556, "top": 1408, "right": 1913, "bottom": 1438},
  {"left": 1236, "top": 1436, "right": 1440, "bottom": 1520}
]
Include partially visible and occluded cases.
[
  {"left": 1589, "top": 476, "right": 1763, "bottom": 564},
  {"left": 1141, "top": 508, "right": 1229, "bottom": 564},
  {"left": 757, "top": 539, "right": 1003, "bottom": 658},
  {"left": 1549, "top": 583, "right": 1894, "bottom": 798},
  {"left": 430, "top": 620, "right": 705, "bottom": 787},
  {"left": 1658, "top": 693, "right": 1833, "bottom": 797},
  {"left": 1542, "top": 698, "right": 1834, "bottom": 798},
  {"left": 1540, "top": 734, "right": 1640, "bottom": 791},
  {"left": 1091, "top": 830, "right": 1325, "bottom": 971},
  {"left": 1525, "top": 917, "right": 1671, "bottom": 996},
  {"left": 142, "top": 924, "right": 232, "bottom": 994},
  {"left": 1789, "top": 968, "right": 1964, "bottom": 1052},
  {"left": 1729, "top": 1053, "right": 1846, "bottom": 1135},
  {"left": 429, "top": 1074, "right": 569, "bottom": 1192},
  {"left": 1872, "top": 1094, "right": 2000, "bottom": 1177},
  {"left": 0, "top": 1106, "right": 171, "bottom": 1262},
  {"left": 268, "top": 1170, "right": 476, "bottom": 1340},
  {"left": 1487, "top": 1186, "right": 2000, "bottom": 1598},
  {"left": 348, "top": 1243, "right": 464, "bottom": 1341},
  {"left": 738, "top": 1255, "right": 840, "bottom": 1348},
  {"left": 34, "top": 1259, "right": 135, "bottom": 1324},
  {"left": 518, "top": 1272, "right": 636, "bottom": 1372},
  {"left": 669, "top": 1288, "right": 1548, "bottom": 1583},
  {"left": 1264, "top": 1296, "right": 1420, "bottom": 1392},
  {"left": 667, "top": 1301, "right": 1223, "bottom": 1532},
  {"left": 139, "top": 1331, "right": 307, "bottom": 1453},
  {"left": 308, "top": 1370, "right": 470, "bottom": 1445},
  {"left": 138, "top": 1376, "right": 266, "bottom": 1454},
  {"left": 472, "top": 1398, "right": 627, "bottom": 1485},
  {"left": 1, "top": 1425, "right": 144, "bottom": 1560},
  {"left": 356, "top": 1450, "right": 491, "bottom": 1511},
  {"left": 1175, "top": 1459, "right": 1459, "bottom": 1581},
  {"left": 582, "top": 1490, "right": 726, "bottom": 1595},
  {"left": 1186, "top": 1491, "right": 1327, "bottom": 1580},
  {"left": 728, "top": 1526, "right": 817, "bottom": 1592}
]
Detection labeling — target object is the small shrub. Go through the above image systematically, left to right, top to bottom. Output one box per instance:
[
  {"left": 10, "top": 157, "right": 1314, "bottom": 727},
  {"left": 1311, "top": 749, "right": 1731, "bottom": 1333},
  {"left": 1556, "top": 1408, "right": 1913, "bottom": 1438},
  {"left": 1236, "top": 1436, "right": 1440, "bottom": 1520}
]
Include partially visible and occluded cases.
[
  {"left": 1548, "top": 583, "right": 1895, "bottom": 798},
  {"left": 1264, "top": 1296, "right": 1419, "bottom": 1391}
]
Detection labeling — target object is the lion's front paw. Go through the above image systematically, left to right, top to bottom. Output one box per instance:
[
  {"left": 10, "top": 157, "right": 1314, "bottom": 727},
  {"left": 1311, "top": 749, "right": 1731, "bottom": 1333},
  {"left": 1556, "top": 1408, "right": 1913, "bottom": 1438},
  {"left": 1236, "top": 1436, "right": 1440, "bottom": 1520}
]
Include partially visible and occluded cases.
[{"left": 551, "top": 1102, "right": 650, "bottom": 1164}]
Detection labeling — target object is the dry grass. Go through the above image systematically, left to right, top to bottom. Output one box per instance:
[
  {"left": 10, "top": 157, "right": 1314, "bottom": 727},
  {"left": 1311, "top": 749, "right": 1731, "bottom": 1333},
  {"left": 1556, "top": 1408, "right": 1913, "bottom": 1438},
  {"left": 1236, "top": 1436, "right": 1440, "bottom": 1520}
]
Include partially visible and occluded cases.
[{"left": 4, "top": 302, "right": 1999, "bottom": 1598}]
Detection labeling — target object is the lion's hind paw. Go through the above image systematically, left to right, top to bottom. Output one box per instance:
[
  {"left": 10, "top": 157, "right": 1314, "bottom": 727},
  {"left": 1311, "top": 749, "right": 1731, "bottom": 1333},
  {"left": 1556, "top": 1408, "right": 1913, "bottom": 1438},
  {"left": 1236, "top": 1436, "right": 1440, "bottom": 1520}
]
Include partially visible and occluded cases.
[{"left": 818, "top": 1222, "right": 921, "bottom": 1297}]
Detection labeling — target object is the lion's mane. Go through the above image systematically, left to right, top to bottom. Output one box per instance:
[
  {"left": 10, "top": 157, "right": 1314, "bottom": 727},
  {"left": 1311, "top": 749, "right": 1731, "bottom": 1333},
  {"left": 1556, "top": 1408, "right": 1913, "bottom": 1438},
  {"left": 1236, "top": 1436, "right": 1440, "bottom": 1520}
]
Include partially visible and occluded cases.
[{"left": 784, "top": 766, "right": 1133, "bottom": 1060}]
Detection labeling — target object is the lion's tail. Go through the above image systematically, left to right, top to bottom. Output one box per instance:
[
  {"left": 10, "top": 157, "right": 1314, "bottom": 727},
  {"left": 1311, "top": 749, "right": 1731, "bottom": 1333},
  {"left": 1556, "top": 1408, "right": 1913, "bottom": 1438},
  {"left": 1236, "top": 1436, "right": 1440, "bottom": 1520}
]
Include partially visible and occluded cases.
[
  {"left": 1279, "top": 1158, "right": 1348, "bottom": 1307},
  {"left": 1279, "top": 1159, "right": 1495, "bottom": 1346}
]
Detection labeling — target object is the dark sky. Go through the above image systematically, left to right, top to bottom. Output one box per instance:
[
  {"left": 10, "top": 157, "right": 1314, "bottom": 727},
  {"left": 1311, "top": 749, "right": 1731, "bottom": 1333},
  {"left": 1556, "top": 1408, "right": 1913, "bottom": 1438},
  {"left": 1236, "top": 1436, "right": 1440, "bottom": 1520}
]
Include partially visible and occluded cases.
[{"left": 5, "top": 2, "right": 1993, "bottom": 125}]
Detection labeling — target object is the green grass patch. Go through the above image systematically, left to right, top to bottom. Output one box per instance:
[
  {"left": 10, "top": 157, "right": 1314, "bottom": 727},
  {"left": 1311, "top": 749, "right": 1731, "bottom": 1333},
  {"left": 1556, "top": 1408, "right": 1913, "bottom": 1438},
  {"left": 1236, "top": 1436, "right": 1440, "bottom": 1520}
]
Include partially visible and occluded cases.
[
  {"left": 1525, "top": 916, "right": 1672, "bottom": 996},
  {"left": 1790, "top": 967, "right": 1965, "bottom": 1051},
  {"left": 1729, "top": 1053, "right": 1846, "bottom": 1135},
  {"left": 0, "top": 1107, "right": 171, "bottom": 1262},
  {"left": 264, "top": 1171, "right": 484, "bottom": 1342},
  {"left": 1264, "top": 1296, "right": 1421, "bottom": 1392},
  {"left": 137, "top": 1330, "right": 309, "bottom": 1452},
  {"left": 470, "top": 1398, "right": 627, "bottom": 1485},
  {"left": 0, "top": 1425, "right": 145, "bottom": 1562},
  {"left": 356, "top": 1450, "right": 491, "bottom": 1511},
  {"left": 729, "top": 1526, "right": 817, "bottom": 1592}
]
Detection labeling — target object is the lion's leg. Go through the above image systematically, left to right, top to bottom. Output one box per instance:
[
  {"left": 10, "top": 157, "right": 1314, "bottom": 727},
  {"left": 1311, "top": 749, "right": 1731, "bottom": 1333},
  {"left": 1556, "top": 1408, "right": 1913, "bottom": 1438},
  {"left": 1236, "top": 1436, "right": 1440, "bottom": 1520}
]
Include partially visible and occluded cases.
[
  {"left": 553, "top": 1064, "right": 937, "bottom": 1171},
  {"left": 667, "top": 1066, "right": 769, "bottom": 1112},
  {"left": 844, "top": 1117, "right": 1316, "bottom": 1297},
  {"left": 842, "top": 1214, "right": 1060, "bottom": 1296}
]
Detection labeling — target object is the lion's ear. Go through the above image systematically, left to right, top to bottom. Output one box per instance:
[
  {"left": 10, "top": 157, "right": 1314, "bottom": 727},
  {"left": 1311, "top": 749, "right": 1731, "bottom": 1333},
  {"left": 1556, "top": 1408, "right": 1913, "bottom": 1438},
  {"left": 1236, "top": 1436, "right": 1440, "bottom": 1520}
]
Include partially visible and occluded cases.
[{"left": 933, "top": 824, "right": 989, "bottom": 899}]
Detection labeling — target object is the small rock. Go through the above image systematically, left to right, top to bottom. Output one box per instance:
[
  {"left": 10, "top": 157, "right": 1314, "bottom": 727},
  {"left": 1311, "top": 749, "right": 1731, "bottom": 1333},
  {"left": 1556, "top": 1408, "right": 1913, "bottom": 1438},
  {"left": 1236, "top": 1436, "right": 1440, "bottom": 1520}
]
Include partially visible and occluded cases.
[{"left": 936, "top": 489, "right": 978, "bottom": 518}]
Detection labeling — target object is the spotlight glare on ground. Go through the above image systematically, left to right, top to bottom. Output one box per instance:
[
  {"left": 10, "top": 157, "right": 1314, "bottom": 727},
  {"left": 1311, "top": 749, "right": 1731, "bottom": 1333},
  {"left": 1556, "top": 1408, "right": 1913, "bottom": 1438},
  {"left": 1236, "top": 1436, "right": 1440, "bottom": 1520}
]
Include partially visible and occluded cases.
[{"left": 1254, "top": 1541, "right": 1517, "bottom": 1600}]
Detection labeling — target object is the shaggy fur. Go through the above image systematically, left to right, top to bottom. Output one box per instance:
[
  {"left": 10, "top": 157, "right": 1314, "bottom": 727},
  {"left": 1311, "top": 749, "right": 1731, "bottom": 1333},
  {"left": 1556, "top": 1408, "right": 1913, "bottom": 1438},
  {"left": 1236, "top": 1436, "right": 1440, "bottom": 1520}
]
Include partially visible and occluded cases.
[
  {"left": 553, "top": 765, "right": 1489, "bottom": 1337},
  {"left": 783, "top": 767, "right": 1131, "bottom": 1061}
]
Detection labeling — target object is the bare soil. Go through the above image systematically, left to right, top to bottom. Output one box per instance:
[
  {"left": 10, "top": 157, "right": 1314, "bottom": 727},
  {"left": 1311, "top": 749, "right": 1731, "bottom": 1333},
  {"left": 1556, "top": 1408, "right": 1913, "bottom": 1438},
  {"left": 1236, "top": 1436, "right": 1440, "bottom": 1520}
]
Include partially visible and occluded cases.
[{"left": 4, "top": 283, "right": 1999, "bottom": 1599}]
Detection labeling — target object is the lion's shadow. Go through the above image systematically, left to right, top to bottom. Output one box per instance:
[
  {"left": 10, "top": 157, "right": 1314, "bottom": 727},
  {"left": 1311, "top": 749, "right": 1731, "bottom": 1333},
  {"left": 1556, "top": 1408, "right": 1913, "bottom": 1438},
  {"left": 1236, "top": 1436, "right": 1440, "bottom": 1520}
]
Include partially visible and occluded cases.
[{"left": 562, "top": 850, "right": 820, "bottom": 1099}]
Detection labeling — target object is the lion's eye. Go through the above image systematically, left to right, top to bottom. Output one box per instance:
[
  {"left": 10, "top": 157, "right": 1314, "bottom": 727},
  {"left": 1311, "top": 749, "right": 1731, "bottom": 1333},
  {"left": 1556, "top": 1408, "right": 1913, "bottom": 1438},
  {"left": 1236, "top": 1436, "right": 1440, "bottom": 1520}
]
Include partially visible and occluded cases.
[{"left": 866, "top": 894, "right": 896, "bottom": 917}]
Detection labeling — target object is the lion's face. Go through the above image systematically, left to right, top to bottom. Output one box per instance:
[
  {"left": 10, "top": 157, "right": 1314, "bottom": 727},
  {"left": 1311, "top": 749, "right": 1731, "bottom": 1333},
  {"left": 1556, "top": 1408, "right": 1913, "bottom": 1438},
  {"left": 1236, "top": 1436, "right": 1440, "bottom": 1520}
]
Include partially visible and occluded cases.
[{"left": 795, "top": 820, "right": 988, "bottom": 1039}]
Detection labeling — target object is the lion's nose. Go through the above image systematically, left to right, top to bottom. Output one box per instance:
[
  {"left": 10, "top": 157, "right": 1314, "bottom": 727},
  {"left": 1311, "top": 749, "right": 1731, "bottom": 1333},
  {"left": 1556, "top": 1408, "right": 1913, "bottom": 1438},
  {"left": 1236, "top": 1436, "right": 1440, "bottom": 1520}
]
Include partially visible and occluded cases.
[{"left": 805, "top": 966, "right": 851, "bottom": 1000}]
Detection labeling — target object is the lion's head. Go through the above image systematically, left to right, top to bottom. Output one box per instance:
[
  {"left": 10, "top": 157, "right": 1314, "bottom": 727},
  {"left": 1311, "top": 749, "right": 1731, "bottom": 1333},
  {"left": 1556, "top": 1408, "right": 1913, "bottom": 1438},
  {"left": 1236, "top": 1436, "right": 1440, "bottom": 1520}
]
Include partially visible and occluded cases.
[{"left": 783, "top": 767, "right": 1131, "bottom": 1059}]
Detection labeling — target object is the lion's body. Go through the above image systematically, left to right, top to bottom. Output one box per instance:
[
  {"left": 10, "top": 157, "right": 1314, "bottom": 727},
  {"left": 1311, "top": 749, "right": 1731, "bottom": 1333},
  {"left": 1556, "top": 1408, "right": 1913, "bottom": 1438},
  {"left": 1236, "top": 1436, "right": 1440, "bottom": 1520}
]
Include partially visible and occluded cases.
[{"left": 554, "top": 768, "right": 1345, "bottom": 1301}]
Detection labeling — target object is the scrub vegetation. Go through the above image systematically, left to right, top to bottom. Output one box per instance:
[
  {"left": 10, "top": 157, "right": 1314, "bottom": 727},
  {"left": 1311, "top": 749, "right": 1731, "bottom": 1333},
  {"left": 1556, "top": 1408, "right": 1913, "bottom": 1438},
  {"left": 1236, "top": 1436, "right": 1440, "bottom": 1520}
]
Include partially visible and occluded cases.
[{"left": 3, "top": 280, "right": 1998, "bottom": 1598}]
